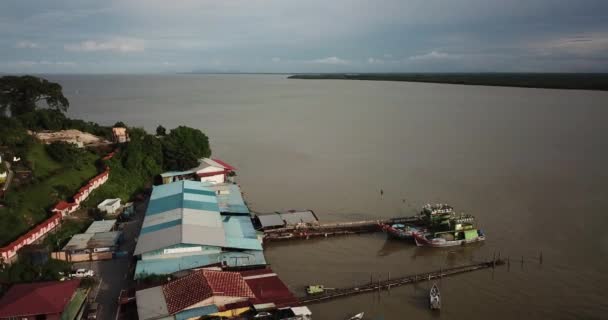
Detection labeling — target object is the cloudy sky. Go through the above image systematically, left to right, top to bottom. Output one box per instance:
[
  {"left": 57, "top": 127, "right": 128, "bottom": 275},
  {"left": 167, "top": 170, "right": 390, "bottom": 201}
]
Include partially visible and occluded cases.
[{"left": 1, "top": 0, "right": 607, "bottom": 73}]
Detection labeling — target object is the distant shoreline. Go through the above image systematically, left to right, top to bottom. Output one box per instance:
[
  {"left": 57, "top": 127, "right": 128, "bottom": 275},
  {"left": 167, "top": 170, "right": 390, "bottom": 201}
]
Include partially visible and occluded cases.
[{"left": 287, "top": 73, "right": 608, "bottom": 91}]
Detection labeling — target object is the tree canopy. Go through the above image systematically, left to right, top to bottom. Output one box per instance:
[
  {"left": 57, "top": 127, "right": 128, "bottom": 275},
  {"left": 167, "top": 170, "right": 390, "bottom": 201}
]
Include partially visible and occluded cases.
[
  {"left": 0, "top": 75, "right": 69, "bottom": 117},
  {"left": 156, "top": 125, "right": 166, "bottom": 136},
  {"left": 162, "top": 126, "right": 211, "bottom": 170}
]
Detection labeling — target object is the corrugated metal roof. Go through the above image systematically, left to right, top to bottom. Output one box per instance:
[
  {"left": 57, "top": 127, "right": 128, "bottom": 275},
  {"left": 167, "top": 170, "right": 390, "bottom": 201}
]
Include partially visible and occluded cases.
[
  {"left": 160, "top": 170, "right": 194, "bottom": 178},
  {"left": 135, "top": 180, "right": 261, "bottom": 255},
  {"left": 135, "top": 181, "right": 226, "bottom": 255},
  {"left": 211, "top": 183, "right": 250, "bottom": 214},
  {"left": 279, "top": 210, "right": 318, "bottom": 225},
  {"left": 257, "top": 213, "right": 285, "bottom": 228},
  {"left": 223, "top": 216, "right": 262, "bottom": 251},
  {"left": 85, "top": 220, "right": 116, "bottom": 234},
  {"left": 135, "top": 225, "right": 183, "bottom": 255},
  {"left": 88, "top": 231, "right": 121, "bottom": 248},
  {"left": 63, "top": 233, "right": 93, "bottom": 251},
  {"left": 135, "top": 251, "right": 267, "bottom": 278},
  {"left": 135, "top": 254, "right": 221, "bottom": 278},
  {"left": 240, "top": 268, "right": 299, "bottom": 308},
  {"left": 0, "top": 280, "right": 81, "bottom": 318},
  {"left": 136, "top": 286, "right": 169, "bottom": 320}
]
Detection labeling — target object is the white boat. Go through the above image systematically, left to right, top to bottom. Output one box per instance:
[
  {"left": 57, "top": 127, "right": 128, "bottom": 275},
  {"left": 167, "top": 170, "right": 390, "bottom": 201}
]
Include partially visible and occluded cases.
[
  {"left": 414, "top": 230, "right": 485, "bottom": 248},
  {"left": 429, "top": 283, "right": 441, "bottom": 310},
  {"left": 347, "top": 312, "right": 364, "bottom": 320}
]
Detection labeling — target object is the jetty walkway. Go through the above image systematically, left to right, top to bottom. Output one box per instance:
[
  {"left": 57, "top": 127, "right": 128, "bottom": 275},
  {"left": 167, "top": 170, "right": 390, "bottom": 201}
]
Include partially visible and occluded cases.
[
  {"left": 263, "top": 215, "right": 422, "bottom": 242},
  {"left": 299, "top": 259, "right": 505, "bottom": 305}
]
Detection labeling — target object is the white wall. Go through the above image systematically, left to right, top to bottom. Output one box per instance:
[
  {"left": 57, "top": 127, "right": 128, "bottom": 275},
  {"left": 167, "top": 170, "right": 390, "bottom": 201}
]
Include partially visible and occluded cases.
[{"left": 200, "top": 174, "right": 224, "bottom": 184}]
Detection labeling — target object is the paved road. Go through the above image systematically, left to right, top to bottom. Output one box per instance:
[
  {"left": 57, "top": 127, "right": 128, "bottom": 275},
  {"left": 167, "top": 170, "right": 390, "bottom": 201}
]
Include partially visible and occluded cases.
[{"left": 74, "top": 198, "right": 146, "bottom": 320}]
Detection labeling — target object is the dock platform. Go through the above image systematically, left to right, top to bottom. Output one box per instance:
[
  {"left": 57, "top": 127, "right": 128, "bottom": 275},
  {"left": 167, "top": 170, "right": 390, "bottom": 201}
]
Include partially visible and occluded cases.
[
  {"left": 263, "top": 215, "right": 422, "bottom": 242},
  {"left": 299, "top": 259, "right": 504, "bottom": 305}
]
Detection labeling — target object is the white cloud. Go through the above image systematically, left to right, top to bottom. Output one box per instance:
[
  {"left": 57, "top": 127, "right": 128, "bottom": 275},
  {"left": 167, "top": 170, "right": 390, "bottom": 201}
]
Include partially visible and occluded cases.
[
  {"left": 532, "top": 33, "right": 608, "bottom": 58},
  {"left": 64, "top": 38, "right": 145, "bottom": 53},
  {"left": 15, "top": 40, "right": 39, "bottom": 49},
  {"left": 409, "top": 51, "right": 452, "bottom": 60},
  {"left": 309, "top": 56, "right": 349, "bottom": 65},
  {"left": 271, "top": 57, "right": 281, "bottom": 62},
  {"left": 367, "top": 57, "right": 384, "bottom": 64},
  {"left": 162, "top": 61, "right": 175, "bottom": 66}
]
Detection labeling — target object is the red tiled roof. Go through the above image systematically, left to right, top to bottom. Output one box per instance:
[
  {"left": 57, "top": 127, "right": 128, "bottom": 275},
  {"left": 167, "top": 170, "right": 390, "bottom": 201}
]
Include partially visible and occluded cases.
[
  {"left": 212, "top": 158, "right": 236, "bottom": 171},
  {"left": 53, "top": 201, "right": 71, "bottom": 211},
  {"left": 240, "top": 268, "right": 299, "bottom": 308},
  {"left": 162, "top": 270, "right": 254, "bottom": 314},
  {"left": 204, "top": 270, "right": 254, "bottom": 298},
  {"left": 162, "top": 271, "right": 212, "bottom": 314},
  {"left": 0, "top": 280, "right": 80, "bottom": 317}
]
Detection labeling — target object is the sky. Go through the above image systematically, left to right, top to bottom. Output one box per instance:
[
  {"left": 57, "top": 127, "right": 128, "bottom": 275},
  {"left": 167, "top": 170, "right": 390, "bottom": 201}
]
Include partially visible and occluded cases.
[{"left": 1, "top": 0, "right": 607, "bottom": 74}]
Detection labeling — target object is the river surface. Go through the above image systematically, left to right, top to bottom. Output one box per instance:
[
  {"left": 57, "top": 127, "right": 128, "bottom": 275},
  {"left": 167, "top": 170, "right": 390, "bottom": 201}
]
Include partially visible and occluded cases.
[{"left": 48, "top": 74, "right": 608, "bottom": 319}]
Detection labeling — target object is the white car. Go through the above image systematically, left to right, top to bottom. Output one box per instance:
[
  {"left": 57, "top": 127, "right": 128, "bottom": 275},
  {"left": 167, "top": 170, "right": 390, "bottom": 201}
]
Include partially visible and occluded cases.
[{"left": 71, "top": 268, "right": 95, "bottom": 278}]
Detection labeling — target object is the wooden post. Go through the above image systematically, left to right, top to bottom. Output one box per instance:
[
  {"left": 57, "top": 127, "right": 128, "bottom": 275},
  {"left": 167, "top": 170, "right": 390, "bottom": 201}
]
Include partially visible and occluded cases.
[
  {"left": 539, "top": 251, "right": 543, "bottom": 264},
  {"left": 388, "top": 272, "right": 391, "bottom": 292},
  {"left": 370, "top": 274, "right": 372, "bottom": 285}
]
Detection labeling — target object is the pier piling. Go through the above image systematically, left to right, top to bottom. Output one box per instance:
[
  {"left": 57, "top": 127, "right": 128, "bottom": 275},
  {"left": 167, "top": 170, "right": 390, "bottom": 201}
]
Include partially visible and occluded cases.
[{"left": 299, "top": 259, "right": 505, "bottom": 305}]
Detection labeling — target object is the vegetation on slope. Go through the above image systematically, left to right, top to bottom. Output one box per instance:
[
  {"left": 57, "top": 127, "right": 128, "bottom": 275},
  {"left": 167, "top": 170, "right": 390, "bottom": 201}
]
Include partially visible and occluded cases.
[
  {"left": 287, "top": 73, "right": 608, "bottom": 91},
  {"left": 0, "top": 75, "right": 212, "bottom": 247}
]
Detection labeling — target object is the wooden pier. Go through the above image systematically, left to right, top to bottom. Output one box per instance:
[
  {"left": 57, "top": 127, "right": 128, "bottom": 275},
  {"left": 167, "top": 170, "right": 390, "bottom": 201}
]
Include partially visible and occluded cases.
[
  {"left": 263, "top": 215, "right": 422, "bottom": 242},
  {"left": 299, "top": 259, "right": 505, "bottom": 305}
]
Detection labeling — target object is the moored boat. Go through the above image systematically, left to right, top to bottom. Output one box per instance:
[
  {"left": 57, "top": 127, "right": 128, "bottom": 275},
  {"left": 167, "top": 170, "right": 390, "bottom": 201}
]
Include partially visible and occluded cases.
[
  {"left": 381, "top": 223, "right": 425, "bottom": 240},
  {"left": 414, "top": 229, "right": 485, "bottom": 247},
  {"left": 429, "top": 283, "right": 441, "bottom": 310},
  {"left": 347, "top": 312, "right": 365, "bottom": 320}
]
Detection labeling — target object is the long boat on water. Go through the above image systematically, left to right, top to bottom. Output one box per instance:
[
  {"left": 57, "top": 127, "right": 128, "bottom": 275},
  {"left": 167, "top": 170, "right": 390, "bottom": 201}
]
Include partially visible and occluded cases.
[
  {"left": 382, "top": 203, "right": 486, "bottom": 247},
  {"left": 413, "top": 229, "right": 485, "bottom": 247}
]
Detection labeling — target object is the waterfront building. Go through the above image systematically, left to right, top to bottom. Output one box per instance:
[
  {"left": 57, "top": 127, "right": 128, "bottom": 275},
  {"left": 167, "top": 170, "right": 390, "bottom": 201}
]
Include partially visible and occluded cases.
[
  {"left": 160, "top": 158, "right": 235, "bottom": 185},
  {"left": 134, "top": 180, "right": 265, "bottom": 278},
  {"left": 254, "top": 210, "right": 319, "bottom": 230},
  {"left": 136, "top": 268, "right": 306, "bottom": 320}
]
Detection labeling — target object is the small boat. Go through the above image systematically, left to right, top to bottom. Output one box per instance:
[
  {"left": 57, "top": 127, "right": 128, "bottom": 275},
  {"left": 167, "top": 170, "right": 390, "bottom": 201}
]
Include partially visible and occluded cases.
[
  {"left": 381, "top": 223, "right": 425, "bottom": 240},
  {"left": 414, "top": 229, "right": 485, "bottom": 248},
  {"left": 429, "top": 283, "right": 441, "bottom": 310},
  {"left": 306, "top": 284, "right": 334, "bottom": 295},
  {"left": 347, "top": 312, "right": 364, "bottom": 320}
]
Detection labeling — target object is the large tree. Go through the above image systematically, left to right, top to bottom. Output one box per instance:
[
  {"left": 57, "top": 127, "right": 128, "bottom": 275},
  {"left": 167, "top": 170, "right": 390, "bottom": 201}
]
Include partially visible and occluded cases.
[
  {"left": 0, "top": 75, "right": 69, "bottom": 117},
  {"left": 162, "top": 126, "right": 211, "bottom": 170}
]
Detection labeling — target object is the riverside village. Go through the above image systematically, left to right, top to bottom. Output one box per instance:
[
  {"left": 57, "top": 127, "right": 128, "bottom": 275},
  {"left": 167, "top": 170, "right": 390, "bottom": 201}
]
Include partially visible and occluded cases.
[{"left": 0, "top": 76, "right": 502, "bottom": 320}]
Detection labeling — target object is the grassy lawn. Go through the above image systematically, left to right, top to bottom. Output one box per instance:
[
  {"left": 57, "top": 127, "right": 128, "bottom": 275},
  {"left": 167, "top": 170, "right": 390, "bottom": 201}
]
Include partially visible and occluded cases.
[
  {"left": 0, "top": 143, "right": 99, "bottom": 246},
  {"left": 25, "top": 143, "right": 62, "bottom": 179}
]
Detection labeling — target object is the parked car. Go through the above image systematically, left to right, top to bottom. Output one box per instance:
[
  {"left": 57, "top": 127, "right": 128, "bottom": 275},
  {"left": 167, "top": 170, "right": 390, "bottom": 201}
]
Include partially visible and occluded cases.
[
  {"left": 71, "top": 268, "right": 95, "bottom": 278},
  {"left": 86, "top": 302, "right": 100, "bottom": 320}
]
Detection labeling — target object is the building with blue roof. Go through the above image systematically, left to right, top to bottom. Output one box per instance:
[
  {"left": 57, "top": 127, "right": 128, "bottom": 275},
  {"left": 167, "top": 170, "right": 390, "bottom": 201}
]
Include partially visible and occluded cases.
[{"left": 134, "top": 180, "right": 264, "bottom": 278}]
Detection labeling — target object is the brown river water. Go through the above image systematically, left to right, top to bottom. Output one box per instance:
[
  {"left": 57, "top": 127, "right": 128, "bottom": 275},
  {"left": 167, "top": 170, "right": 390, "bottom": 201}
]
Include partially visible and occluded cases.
[{"left": 49, "top": 74, "right": 608, "bottom": 319}]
